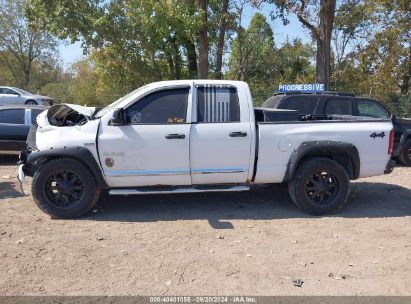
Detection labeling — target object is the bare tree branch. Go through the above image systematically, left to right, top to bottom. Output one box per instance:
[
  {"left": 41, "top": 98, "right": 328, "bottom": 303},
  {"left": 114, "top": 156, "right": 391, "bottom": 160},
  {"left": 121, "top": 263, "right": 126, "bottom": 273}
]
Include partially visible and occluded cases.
[{"left": 296, "top": 0, "right": 321, "bottom": 43}]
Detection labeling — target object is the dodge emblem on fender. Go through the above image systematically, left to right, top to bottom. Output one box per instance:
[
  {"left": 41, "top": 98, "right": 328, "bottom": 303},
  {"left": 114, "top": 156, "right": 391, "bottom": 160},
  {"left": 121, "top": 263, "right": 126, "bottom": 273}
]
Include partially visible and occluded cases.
[{"left": 105, "top": 158, "right": 114, "bottom": 167}]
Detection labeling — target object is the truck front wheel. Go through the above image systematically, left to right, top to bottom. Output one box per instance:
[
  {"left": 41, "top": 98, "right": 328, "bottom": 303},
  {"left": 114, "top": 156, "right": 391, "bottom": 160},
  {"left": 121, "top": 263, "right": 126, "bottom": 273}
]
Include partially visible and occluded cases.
[
  {"left": 32, "top": 158, "right": 100, "bottom": 219},
  {"left": 288, "top": 158, "right": 350, "bottom": 215}
]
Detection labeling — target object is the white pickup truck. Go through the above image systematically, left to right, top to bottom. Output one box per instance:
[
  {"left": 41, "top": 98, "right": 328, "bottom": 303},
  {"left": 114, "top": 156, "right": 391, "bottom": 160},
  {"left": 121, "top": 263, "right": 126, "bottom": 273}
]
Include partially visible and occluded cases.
[{"left": 18, "top": 80, "right": 395, "bottom": 218}]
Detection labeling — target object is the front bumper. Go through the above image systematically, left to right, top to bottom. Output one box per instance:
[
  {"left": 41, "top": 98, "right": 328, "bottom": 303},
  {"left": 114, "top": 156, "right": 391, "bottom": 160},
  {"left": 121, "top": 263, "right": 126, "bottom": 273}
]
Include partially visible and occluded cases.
[
  {"left": 17, "top": 149, "right": 35, "bottom": 182},
  {"left": 17, "top": 150, "right": 28, "bottom": 184},
  {"left": 384, "top": 159, "right": 396, "bottom": 174}
]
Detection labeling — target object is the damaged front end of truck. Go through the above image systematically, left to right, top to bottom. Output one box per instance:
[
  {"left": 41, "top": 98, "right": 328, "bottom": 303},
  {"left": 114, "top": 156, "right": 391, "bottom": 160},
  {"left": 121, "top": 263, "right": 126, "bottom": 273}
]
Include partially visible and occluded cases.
[{"left": 18, "top": 104, "right": 102, "bottom": 186}]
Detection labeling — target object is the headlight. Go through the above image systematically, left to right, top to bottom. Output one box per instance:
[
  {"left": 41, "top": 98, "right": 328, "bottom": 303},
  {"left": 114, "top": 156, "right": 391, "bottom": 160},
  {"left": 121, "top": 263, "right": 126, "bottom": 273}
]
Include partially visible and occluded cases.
[{"left": 40, "top": 99, "right": 53, "bottom": 105}]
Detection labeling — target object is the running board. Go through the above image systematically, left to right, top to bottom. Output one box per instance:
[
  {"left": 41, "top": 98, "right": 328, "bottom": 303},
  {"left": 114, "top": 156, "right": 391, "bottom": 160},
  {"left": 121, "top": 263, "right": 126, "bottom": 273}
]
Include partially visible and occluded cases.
[{"left": 109, "top": 185, "right": 250, "bottom": 195}]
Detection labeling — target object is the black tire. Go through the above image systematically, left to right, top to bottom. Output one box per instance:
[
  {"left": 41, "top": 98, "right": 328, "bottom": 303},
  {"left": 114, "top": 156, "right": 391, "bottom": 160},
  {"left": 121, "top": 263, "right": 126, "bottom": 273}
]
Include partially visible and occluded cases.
[
  {"left": 25, "top": 100, "right": 38, "bottom": 105},
  {"left": 398, "top": 140, "right": 411, "bottom": 166},
  {"left": 32, "top": 158, "right": 100, "bottom": 218},
  {"left": 288, "top": 158, "right": 350, "bottom": 215}
]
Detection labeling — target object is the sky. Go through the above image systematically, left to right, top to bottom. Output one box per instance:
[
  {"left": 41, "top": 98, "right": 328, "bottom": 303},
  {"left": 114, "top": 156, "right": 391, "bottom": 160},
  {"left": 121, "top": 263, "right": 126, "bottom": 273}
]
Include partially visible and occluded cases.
[{"left": 58, "top": 3, "right": 311, "bottom": 68}]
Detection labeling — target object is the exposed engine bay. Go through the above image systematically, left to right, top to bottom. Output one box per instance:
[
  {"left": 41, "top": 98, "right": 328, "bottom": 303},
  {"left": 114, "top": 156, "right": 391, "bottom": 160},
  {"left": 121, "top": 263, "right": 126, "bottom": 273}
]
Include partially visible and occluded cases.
[{"left": 46, "top": 104, "right": 96, "bottom": 126}]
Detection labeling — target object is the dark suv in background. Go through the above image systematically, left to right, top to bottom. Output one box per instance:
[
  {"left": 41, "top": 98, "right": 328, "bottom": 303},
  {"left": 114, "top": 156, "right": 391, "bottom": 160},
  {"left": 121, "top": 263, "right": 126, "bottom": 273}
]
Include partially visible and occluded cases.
[
  {"left": 262, "top": 92, "right": 411, "bottom": 166},
  {"left": 0, "top": 105, "right": 48, "bottom": 154}
]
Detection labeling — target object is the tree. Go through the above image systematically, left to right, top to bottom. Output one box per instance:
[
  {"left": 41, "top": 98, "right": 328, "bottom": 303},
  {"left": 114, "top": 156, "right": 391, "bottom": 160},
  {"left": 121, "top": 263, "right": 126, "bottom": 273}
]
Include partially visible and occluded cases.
[
  {"left": 0, "top": 0, "right": 58, "bottom": 88},
  {"left": 27, "top": 0, "right": 237, "bottom": 83},
  {"left": 197, "top": 0, "right": 209, "bottom": 78},
  {"left": 215, "top": 0, "right": 230, "bottom": 79},
  {"left": 268, "top": 0, "right": 336, "bottom": 89},
  {"left": 332, "top": 0, "right": 371, "bottom": 90},
  {"left": 362, "top": 0, "right": 410, "bottom": 95},
  {"left": 228, "top": 13, "right": 315, "bottom": 105},
  {"left": 228, "top": 13, "right": 276, "bottom": 81},
  {"left": 275, "top": 39, "right": 316, "bottom": 84}
]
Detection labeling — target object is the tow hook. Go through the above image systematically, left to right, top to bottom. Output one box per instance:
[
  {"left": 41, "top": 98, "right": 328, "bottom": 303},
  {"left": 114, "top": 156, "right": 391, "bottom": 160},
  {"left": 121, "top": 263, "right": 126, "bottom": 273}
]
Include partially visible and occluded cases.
[{"left": 384, "top": 159, "right": 396, "bottom": 174}]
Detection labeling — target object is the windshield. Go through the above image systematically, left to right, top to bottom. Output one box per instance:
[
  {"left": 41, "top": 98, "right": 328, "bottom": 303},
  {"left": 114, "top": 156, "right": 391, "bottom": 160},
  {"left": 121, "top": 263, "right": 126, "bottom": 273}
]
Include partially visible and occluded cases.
[
  {"left": 94, "top": 85, "right": 149, "bottom": 118},
  {"left": 12, "top": 87, "right": 32, "bottom": 95}
]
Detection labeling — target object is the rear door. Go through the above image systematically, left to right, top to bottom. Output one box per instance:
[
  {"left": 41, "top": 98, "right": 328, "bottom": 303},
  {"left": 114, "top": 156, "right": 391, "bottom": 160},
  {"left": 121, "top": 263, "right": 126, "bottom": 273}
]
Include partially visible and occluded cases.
[
  {"left": 190, "top": 84, "right": 252, "bottom": 184},
  {"left": 0, "top": 109, "right": 28, "bottom": 152}
]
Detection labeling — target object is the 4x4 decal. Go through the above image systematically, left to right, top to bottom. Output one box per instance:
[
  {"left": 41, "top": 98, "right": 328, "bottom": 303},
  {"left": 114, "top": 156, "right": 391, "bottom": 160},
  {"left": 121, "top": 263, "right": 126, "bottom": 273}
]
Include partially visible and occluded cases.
[{"left": 370, "top": 132, "right": 385, "bottom": 139}]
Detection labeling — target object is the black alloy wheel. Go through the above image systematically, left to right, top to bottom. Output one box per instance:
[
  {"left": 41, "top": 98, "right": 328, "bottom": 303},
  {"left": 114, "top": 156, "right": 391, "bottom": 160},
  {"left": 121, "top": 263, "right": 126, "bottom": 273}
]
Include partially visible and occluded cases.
[
  {"left": 45, "top": 169, "right": 85, "bottom": 208},
  {"left": 305, "top": 170, "right": 339, "bottom": 206}
]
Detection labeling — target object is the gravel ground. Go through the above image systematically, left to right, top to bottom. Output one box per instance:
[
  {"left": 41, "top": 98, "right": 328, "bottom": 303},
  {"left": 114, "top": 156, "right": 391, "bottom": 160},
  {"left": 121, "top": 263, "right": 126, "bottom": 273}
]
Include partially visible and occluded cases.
[{"left": 0, "top": 155, "right": 410, "bottom": 296}]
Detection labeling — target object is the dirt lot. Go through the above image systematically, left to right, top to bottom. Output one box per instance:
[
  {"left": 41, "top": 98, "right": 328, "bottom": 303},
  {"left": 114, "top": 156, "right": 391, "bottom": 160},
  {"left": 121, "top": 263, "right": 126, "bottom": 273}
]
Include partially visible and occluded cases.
[{"left": 0, "top": 155, "right": 410, "bottom": 296}]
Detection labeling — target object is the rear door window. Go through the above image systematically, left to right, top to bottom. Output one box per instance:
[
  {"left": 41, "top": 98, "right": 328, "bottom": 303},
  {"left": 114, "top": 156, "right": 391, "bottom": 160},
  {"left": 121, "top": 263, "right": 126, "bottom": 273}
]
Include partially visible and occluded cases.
[
  {"left": 197, "top": 86, "right": 240, "bottom": 123},
  {"left": 277, "top": 96, "right": 317, "bottom": 114},
  {"left": 325, "top": 98, "right": 352, "bottom": 115},
  {"left": 357, "top": 99, "right": 390, "bottom": 119},
  {"left": 0, "top": 109, "right": 25, "bottom": 124}
]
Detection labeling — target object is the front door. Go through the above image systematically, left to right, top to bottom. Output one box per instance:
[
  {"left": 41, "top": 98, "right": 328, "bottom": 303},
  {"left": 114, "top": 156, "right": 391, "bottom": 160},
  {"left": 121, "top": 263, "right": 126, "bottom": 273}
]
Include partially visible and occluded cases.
[
  {"left": 190, "top": 84, "right": 252, "bottom": 184},
  {"left": 98, "top": 87, "right": 192, "bottom": 187},
  {"left": 2, "top": 88, "right": 21, "bottom": 104}
]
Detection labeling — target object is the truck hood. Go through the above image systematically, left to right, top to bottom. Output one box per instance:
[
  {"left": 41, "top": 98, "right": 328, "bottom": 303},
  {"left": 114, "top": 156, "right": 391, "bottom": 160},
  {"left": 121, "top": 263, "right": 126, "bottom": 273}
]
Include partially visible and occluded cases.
[
  {"left": 24, "top": 94, "right": 52, "bottom": 100},
  {"left": 48, "top": 103, "right": 96, "bottom": 117},
  {"left": 37, "top": 104, "right": 96, "bottom": 127}
]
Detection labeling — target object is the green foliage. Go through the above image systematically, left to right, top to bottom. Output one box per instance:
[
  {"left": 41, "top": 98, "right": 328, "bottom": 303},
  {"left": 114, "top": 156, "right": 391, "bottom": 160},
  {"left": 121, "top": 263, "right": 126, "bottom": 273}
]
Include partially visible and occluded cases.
[
  {"left": 0, "top": 0, "right": 58, "bottom": 89},
  {"left": 12, "top": 0, "right": 410, "bottom": 118},
  {"left": 328, "top": 0, "right": 410, "bottom": 116},
  {"left": 228, "top": 13, "right": 315, "bottom": 105},
  {"left": 40, "top": 60, "right": 102, "bottom": 106},
  {"left": 386, "top": 94, "right": 411, "bottom": 118}
]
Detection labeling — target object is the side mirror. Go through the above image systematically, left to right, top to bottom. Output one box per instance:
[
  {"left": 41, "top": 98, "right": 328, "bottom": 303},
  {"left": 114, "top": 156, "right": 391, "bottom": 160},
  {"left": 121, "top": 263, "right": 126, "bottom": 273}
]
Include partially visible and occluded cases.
[{"left": 109, "top": 108, "right": 127, "bottom": 126}]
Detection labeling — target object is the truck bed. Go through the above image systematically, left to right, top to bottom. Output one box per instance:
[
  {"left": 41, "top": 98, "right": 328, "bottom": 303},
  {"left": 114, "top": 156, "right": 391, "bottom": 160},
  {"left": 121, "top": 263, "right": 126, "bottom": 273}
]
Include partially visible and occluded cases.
[{"left": 253, "top": 119, "right": 393, "bottom": 184}]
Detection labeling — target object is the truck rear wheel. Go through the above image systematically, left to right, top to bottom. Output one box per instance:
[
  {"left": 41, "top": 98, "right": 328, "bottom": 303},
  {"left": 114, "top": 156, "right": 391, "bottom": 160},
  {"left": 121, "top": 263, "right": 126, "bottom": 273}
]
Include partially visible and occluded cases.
[
  {"left": 398, "top": 140, "right": 411, "bottom": 166},
  {"left": 32, "top": 158, "right": 100, "bottom": 219},
  {"left": 288, "top": 158, "right": 350, "bottom": 215}
]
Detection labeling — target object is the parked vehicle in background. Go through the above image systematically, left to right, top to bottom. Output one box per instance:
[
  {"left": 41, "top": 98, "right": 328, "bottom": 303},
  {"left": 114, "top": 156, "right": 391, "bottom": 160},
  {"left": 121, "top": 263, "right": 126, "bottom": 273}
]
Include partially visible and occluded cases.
[
  {"left": 18, "top": 80, "right": 394, "bottom": 219},
  {"left": 0, "top": 86, "right": 53, "bottom": 106},
  {"left": 262, "top": 91, "right": 411, "bottom": 166},
  {"left": 0, "top": 105, "right": 48, "bottom": 154}
]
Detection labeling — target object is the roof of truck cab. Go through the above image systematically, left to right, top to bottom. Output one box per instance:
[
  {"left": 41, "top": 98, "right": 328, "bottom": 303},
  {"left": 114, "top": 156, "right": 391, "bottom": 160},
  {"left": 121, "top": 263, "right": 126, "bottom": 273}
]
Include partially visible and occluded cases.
[{"left": 145, "top": 79, "right": 247, "bottom": 87}]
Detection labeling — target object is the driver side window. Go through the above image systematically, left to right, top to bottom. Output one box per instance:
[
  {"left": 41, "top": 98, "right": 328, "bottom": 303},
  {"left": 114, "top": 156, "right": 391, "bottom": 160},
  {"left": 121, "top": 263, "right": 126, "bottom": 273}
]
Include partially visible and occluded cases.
[
  {"left": 2, "top": 88, "right": 17, "bottom": 95},
  {"left": 127, "top": 88, "right": 189, "bottom": 124}
]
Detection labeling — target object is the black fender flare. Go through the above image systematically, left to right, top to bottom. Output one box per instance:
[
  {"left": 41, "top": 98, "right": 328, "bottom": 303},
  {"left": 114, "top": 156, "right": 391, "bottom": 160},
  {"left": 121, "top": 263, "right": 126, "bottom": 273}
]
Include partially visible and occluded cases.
[
  {"left": 283, "top": 141, "right": 360, "bottom": 182},
  {"left": 24, "top": 146, "right": 108, "bottom": 188}
]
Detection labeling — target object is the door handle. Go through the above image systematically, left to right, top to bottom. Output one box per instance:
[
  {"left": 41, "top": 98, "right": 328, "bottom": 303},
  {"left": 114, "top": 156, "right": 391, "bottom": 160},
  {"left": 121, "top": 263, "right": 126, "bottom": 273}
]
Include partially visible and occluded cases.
[
  {"left": 229, "top": 131, "right": 247, "bottom": 137},
  {"left": 165, "top": 133, "right": 185, "bottom": 139}
]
